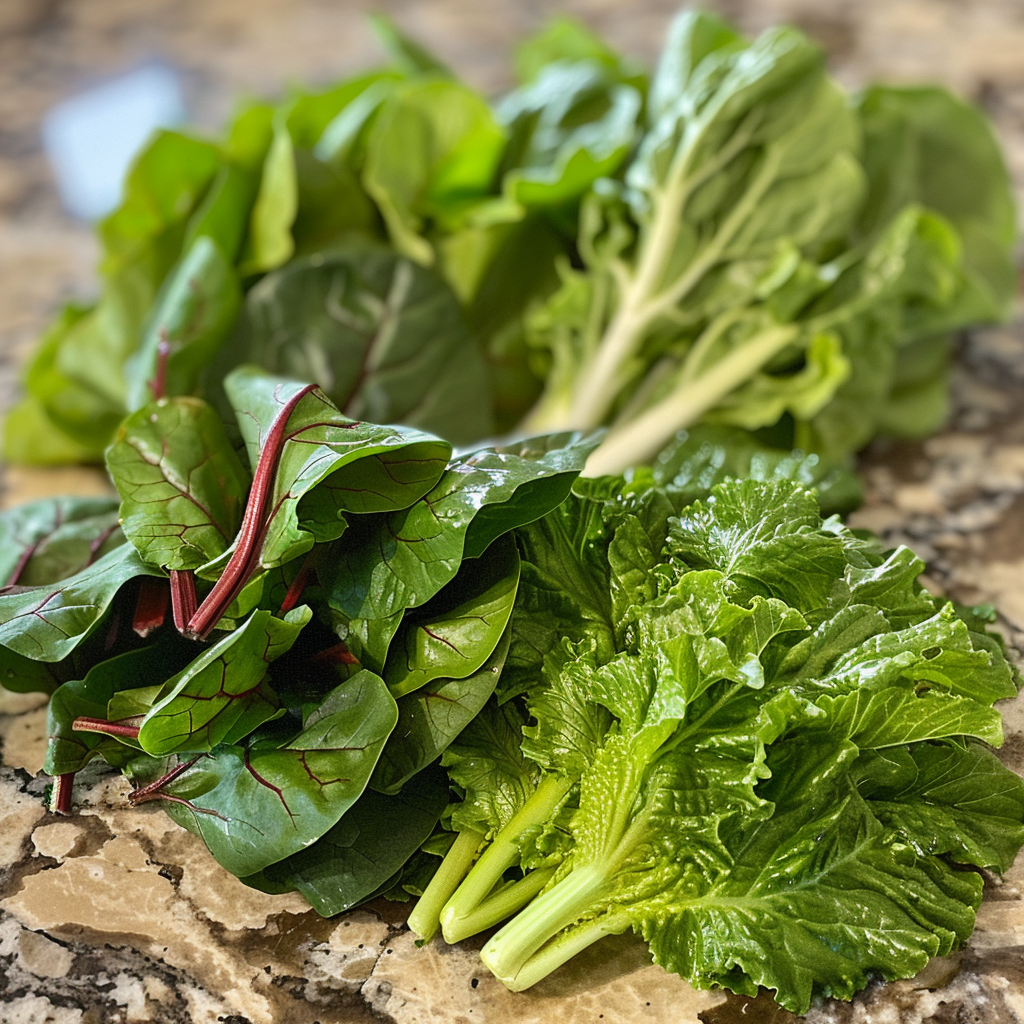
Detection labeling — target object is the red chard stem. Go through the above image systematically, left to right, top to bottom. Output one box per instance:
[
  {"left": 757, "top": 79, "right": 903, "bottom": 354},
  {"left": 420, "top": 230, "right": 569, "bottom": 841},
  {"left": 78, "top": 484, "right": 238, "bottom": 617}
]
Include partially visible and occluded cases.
[
  {"left": 150, "top": 335, "right": 171, "bottom": 401},
  {"left": 186, "top": 384, "right": 319, "bottom": 640},
  {"left": 280, "top": 553, "right": 317, "bottom": 613},
  {"left": 169, "top": 570, "right": 198, "bottom": 635},
  {"left": 133, "top": 577, "right": 170, "bottom": 637},
  {"left": 71, "top": 717, "right": 142, "bottom": 740},
  {"left": 128, "top": 755, "right": 202, "bottom": 804},
  {"left": 51, "top": 772, "right": 75, "bottom": 815}
]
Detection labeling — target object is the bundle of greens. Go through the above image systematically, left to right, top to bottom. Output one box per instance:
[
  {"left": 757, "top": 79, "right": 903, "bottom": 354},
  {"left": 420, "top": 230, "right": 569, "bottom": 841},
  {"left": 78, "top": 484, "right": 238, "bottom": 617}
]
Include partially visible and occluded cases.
[
  {"left": 5, "top": 11, "right": 1016, "bottom": 482},
  {"left": 0, "top": 364, "right": 597, "bottom": 907},
  {"left": 408, "top": 477, "right": 1024, "bottom": 1011}
]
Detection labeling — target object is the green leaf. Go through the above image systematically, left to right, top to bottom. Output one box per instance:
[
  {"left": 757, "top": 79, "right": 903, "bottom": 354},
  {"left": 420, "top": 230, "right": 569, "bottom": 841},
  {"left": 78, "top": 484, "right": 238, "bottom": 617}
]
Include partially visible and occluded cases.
[
  {"left": 369, "top": 14, "right": 453, "bottom": 78},
  {"left": 513, "top": 16, "right": 643, "bottom": 86},
  {"left": 497, "top": 62, "right": 642, "bottom": 208},
  {"left": 362, "top": 80, "right": 507, "bottom": 264},
  {"left": 243, "top": 118, "right": 298, "bottom": 274},
  {"left": 125, "top": 235, "right": 242, "bottom": 411},
  {"left": 225, "top": 244, "right": 493, "bottom": 445},
  {"left": 222, "top": 367, "right": 451, "bottom": 568},
  {"left": 107, "top": 397, "right": 250, "bottom": 570},
  {"left": 324, "top": 432, "right": 595, "bottom": 668},
  {"left": 668, "top": 479, "right": 848, "bottom": 610},
  {"left": 0, "top": 496, "right": 123, "bottom": 587},
  {"left": 383, "top": 536, "right": 519, "bottom": 698},
  {"left": 0, "top": 545, "right": 163, "bottom": 662},
  {"left": 121, "top": 607, "right": 310, "bottom": 756},
  {"left": 372, "top": 627, "right": 511, "bottom": 796},
  {"left": 44, "top": 638, "right": 197, "bottom": 774},
  {"left": 131, "top": 670, "right": 398, "bottom": 876},
  {"left": 444, "top": 699, "right": 540, "bottom": 838},
  {"left": 856, "top": 742, "right": 1024, "bottom": 873},
  {"left": 252, "top": 764, "right": 449, "bottom": 915}
]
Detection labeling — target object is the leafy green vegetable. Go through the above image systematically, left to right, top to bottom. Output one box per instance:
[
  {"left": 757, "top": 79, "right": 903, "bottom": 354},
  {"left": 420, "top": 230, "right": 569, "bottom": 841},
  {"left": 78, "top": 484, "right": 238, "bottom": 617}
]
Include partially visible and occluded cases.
[
  {"left": 9, "top": 10, "right": 1012, "bottom": 480},
  {"left": 107, "top": 396, "right": 250, "bottom": 571},
  {"left": 412, "top": 478, "right": 1024, "bottom": 1010},
  {"left": 128, "top": 671, "right": 398, "bottom": 876}
]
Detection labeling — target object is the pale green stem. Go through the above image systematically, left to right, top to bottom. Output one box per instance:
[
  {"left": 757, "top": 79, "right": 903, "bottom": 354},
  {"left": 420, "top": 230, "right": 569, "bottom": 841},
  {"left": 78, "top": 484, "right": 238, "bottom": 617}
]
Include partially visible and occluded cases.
[
  {"left": 566, "top": 144, "right": 783, "bottom": 432},
  {"left": 583, "top": 324, "right": 799, "bottom": 477},
  {"left": 440, "top": 775, "right": 571, "bottom": 944},
  {"left": 407, "top": 829, "right": 483, "bottom": 944},
  {"left": 480, "top": 864, "right": 607, "bottom": 981},
  {"left": 441, "top": 866, "right": 556, "bottom": 944},
  {"left": 492, "top": 914, "right": 631, "bottom": 992}
]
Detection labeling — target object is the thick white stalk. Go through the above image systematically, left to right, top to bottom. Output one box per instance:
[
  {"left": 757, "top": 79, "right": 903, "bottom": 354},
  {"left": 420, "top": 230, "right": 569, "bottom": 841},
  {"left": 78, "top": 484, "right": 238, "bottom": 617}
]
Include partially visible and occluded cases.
[{"left": 583, "top": 325, "right": 799, "bottom": 477}]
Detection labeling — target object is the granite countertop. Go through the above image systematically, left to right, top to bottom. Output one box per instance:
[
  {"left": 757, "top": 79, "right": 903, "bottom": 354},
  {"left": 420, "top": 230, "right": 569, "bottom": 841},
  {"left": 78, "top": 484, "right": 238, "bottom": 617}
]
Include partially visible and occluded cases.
[{"left": 1, "top": 2, "right": 1023, "bottom": 1022}]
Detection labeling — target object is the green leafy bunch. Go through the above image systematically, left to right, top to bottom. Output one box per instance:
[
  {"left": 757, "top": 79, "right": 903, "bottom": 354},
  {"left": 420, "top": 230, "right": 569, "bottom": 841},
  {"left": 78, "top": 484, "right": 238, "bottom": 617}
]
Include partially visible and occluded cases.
[
  {"left": 5, "top": 11, "right": 1016, "bottom": 483},
  {"left": 0, "top": 365, "right": 597, "bottom": 909},
  {"left": 410, "top": 477, "right": 1024, "bottom": 1012}
]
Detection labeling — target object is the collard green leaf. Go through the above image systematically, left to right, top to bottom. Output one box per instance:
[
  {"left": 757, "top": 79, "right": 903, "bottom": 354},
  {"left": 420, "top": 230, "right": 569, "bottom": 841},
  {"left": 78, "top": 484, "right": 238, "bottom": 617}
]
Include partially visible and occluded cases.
[
  {"left": 226, "top": 244, "right": 493, "bottom": 445},
  {"left": 222, "top": 367, "right": 451, "bottom": 568},
  {"left": 107, "top": 397, "right": 250, "bottom": 571},
  {"left": 324, "top": 432, "right": 595, "bottom": 668},
  {"left": 0, "top": 497, "right": 123, "bottom": 587},
  {"left": 383, "top": 536, "right": 519, "bottom": 698},
  {"left": 0, "top": 546, "right": 163, "bottom": 662},
  {"left": 120, "top": 607, "right": 310, "bottom": 757},
  {"left": 372, "top": 627, "right": 511, "bottom": 796},
  {"left": 133, "top": 670, "right": 398, "bottom": 875},
  {"left": 251, "top": 764, "right": 449, "bottom": 915}
]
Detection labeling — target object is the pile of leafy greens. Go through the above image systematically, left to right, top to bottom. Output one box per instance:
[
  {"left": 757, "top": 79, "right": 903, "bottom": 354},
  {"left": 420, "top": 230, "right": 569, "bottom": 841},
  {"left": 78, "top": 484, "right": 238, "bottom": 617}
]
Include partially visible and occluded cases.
[
  {"left": 1, "top": 7, "right": 1022, "bottom": 1016},
  {"left": 4, "top": 11, "right": 1016, "bottom": 485},
  {"left": 0, "top": 365, "right": 597, "bottom": 908},
  {"left": 0, "top": 368, "right": 1021, "bottom": 1009},
  {"left": 407, "top": 477, "right": 1024, "bottom": 1011}
]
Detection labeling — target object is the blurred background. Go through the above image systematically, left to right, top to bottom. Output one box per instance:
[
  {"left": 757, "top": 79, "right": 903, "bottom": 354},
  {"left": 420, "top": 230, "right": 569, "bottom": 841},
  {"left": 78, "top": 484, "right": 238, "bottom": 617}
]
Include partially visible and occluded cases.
[{"left": 1, "top": 0, "right": 1022, "bottom": 491}]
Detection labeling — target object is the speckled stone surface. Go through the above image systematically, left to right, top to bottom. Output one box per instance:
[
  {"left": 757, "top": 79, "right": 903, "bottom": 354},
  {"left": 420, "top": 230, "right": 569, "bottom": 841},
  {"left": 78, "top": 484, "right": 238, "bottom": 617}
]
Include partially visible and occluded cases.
[{"left": 1, "top": 2, "right": 1023, "bottom": 1022}]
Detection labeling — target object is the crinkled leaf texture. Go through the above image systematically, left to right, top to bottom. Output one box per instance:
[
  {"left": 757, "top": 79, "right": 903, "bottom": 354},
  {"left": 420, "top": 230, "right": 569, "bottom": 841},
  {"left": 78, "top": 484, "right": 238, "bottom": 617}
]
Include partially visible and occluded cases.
[{"left": 475, "top": 477, "right": 1023, "bottom": 1012}]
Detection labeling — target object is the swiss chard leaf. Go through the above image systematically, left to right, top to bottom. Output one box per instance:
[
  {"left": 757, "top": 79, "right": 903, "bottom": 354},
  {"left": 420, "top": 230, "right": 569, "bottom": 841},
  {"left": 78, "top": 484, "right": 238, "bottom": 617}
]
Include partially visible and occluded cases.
[
  {"left": 222, "top": 367, "right": 451, "bottom": 568},
  {"left": 107, "top": 396, "right": 250, "bottom": 571},
  {"left": 324, "top": 432, "right": 596, "bottom": 668},
  {"left": 0, "top": 496, "right": 123, "bottom": 587},
  {"left": 383, "top": 535, "right": 520, "bottom": 698},
  {"left": 0, "top": 545, "right": 163, "bottom": 662},
  {"left": 116, "top": 607, "right": 310, "bottom": 757},
  {"left": 372, "top": 626, "right": 511, "bottom": 796},
  {"left": 130, "top": 669, "right": 398, "bottom": 876},
  {"left": 249, "top": 764, "right": 449, "bottom": 915}
]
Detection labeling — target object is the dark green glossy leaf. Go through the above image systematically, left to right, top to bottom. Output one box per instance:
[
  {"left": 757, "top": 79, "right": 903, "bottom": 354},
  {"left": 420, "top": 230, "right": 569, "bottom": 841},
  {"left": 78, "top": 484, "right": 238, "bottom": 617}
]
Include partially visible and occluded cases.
[
  {"left": 222, "top": 367, "right": 451, "bottom": 568},
  {"left": 324, "top": 432, "right": 596, "bottom": 668},
  {"left": 0, "top": 496, "right": 123, "bottom": 588},
  {"left": 383, "top": 536, "right": 519, "bottom": 698},
  {"left": 0, "top": 545, "right": 163, "bottom": 662},
  {"left": 120, "top": 607, "right": 310, "bottom": 756},
  {"left": 372, "top": 627, "right": 511, "bottom": 795},
  {"left": 131, "top": 669, "right": 398, "bottom": 875},
  {"left": 251, "top": 764, "right": 449, "bottom": 915}
]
